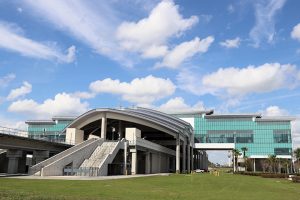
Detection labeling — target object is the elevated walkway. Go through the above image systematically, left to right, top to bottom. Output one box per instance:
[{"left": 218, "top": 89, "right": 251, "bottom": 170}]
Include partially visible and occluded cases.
[
  {"left": 129, "top": 138, "right": 176, "bottom": 156},
  {"left": 195, "top": 143, "right": 235, "bottom": 150}
]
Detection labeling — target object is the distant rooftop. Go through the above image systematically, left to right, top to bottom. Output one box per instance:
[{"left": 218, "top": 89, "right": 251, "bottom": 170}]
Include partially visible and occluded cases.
[{"left": 25, "top": 116, "right": 76, "bottom": 125}]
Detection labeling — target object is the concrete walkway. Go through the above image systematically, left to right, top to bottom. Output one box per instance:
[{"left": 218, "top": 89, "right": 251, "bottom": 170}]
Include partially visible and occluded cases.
[{"left": 3, "top": 173, "right": 171, "bottom": 180}]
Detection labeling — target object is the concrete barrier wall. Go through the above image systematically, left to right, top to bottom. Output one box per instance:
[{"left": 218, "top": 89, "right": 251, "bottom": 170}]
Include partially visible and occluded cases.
[{"left": 41, "top": 139, "right": 103, "bottom": 176}]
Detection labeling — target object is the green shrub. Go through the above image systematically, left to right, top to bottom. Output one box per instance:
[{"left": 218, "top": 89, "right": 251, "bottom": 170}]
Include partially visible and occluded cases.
[
  {"left": 260, "top": 173, "right": 288, "bottom": 178},
  {"left": 291, "top": 176, "right": 300, "bottom": 183}
]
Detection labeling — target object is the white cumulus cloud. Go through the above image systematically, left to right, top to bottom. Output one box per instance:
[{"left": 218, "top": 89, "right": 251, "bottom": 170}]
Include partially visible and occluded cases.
[
  {"left": 116, "top": 0, "right": 199, "bottom": 58},
  {"left": 249, "top": 0, "right": 286, "bottom": 47},
  {"left": 0, "top": 22, "right": 76, "bottom": 63},
  {"left": 291, "top": 23, "right": 300, "bottom": 42},
  {"left": 155, "top": 36, "right": 214, "bottom": 69},
  {"left": 220, "top": 37, "right": 241, "bottom": 48},
  {"left": 178, "top": 63, "right": 300, "bottom": 97},
  {"left": 201, "top": 63, "right": 299, "bottom": 96},
  {"left": 89, "top": 75, "right": 176, "bottom": 105},
  {"left": 7, "top": 81, "right": 32, "bottom": 101},
  {"left": 8, "top": 93, "right": 89, "bottom": 119},
  {"left": 158, "top": 97, "right": 205, "bottom": 113},
  {"left": 263, "top": 106, "right": 289, "bottom": 116}
]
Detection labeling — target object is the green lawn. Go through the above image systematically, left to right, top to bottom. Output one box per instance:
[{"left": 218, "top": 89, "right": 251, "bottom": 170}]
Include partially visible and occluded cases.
[{"left": 0, "top": 174, "right": 299, "bottom": 200}]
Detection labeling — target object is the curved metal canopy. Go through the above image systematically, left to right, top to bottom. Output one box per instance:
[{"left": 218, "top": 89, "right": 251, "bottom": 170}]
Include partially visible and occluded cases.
[{"left": 66, "top": 107, "right": 193, "bottom": 138}]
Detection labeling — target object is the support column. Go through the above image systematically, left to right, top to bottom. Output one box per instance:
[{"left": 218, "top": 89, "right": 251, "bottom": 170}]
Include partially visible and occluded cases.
[
  {"left": 101, "top": 114, "right": 107, "bottom": 139},
  {"left": 118, "top": 121, "right": 123, "bottom": 140},
  {"left": 176, "top": 136, "right": 180, "bottom": 173},
  {"left": 182, "top": 140, "right": 186, "bottom": 173},
  {"left": 124, "top": 141, "right": 128, "bottom": 175},
  {"left": 187, "top": 143, "right": 190, "bottom": 173},
  {"left": 191, "top": 148, "right": 194, "bottom": 171},
  {"left": 131, "top": 149, "right": 137, "bottom": 175},
  {"left": 6, "top": 150, "right": 23, "bottom": 174},
  {"left": 196, "top": 151, "right": 199, "bottom": 169},
  {"left": 145, "top": 152, "right": 151, "bottom": 174},
  {"left": 199, "top": 152, "right": 202, "bottom": 169},
  {"left": 158, "top": 153, "right": 161, "bottom": 172},
  {"left": 233, "top": 153, "right": 236, "bottom": 172},
  {"left": 253, "top": 158, "right": 256, "bottom": 172}
]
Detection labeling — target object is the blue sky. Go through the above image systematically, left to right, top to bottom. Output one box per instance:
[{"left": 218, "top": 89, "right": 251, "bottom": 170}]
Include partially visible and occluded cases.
[{"left": 1, "top": 0, "right": 300, "bottom": 163}]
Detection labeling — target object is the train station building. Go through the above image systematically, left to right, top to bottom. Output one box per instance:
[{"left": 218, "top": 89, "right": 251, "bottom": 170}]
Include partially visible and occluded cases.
[{"left": 19, "top": 107, "right": 294, "bottom": 176}]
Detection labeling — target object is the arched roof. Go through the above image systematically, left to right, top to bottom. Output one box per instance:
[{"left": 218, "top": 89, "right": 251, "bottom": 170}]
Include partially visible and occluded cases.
[{"left": 65, "top": 107, "right": 193, "bottom": 139}]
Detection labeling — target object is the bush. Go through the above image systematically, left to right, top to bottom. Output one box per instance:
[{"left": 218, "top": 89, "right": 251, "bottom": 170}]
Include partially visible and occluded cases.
[
  {"left": 235, "top": 172, "right": 261, "bottom": 176},
  {"left": 236, "top": 172, "right": 289, "bottom": 178},
  {"left": 260, "top": 173, "right": 288, "bottom": 178},
  {"left": 292, "top": 176, "right": 300, "bottom": 183}
]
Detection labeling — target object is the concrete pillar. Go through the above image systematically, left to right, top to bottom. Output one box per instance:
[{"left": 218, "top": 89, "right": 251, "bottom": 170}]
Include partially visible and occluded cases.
[
  {"left": 101, "top": 114, "right": 107, "bottom": 139},
  {"left": 118, "top": 121, "right": 123, "bottom": 139},
  {"left": 66, "top": 128, "right": 84, "bottom": 145},
  {"left": 176, "top": 136, "right": 180, "bottom": 173},
  {"left": 124, "top": 141, "right": 127, "bottom": 175},
  {"left": 182, "top": 141, "right": 186, "bottom": 173},
  {"left": 187, "top": 143, "right": 190, "bottom": 173},
  {"left": 191, "top": 148, "right": 194, "bottom": 171},
  {"left": 6, "top": 150, "right": 23, "bottom": 174},
  {"left": 33, "top": 150, "right": 49, "bottom": 165},
  {"left": 131, "top": 150, "right": 137, "bottom": 175},
  {"left": 194, "top": 151, "right": 197, "bottom": 169},
  {"left": 145, "top": 152, "right": 151, "bottom": 174},
  {"left": 195, "top": 152, "right": 198, "bottom": 169},
  {"left": 199, "top": 152, "right": 202, "bottom": 169},
  {"left": 158, "top": 153, "right": 161, "bottom": 172},
  {"left": 253, "top": 158, "right": 256, "bottom": 172}
]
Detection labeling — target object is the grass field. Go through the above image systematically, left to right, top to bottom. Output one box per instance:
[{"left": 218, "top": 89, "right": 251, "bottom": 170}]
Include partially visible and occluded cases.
[{"left": 0, "top": 173, "right": 299, "bottom": 200}]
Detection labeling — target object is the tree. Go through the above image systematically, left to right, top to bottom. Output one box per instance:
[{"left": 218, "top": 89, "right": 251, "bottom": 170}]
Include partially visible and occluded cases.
[
  {"left": 241, "top": 147, "right": 248, "bottom": 158},
  {"left": 294, "top": 148, "right": 300, "bottom": 173},
  {"left": 232, "top": 149, "right": 241, "bottom": 172},
  {"left": 267, "top": 155, "right": 277, "bottom": 173},
  {"left": 244, "top": 157, "right": 252, "bottom": 172},
  {"left": 260, "top": 159, "right": 269, "bottom": 173},
  {"left": 281, "top": 159, "right": 290, "bottom": 174}
]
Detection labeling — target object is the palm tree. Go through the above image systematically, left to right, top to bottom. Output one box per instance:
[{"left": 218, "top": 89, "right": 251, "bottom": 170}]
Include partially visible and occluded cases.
[
  {"left": 241, "top": 147, "right": 248, "bottom": 158},
  {"left": 294, "top": 148, "right": 300, "bottom": 173},
  {"left": 232, "top": 149, "right": 241, "bottom": 172},
  {"left": 268, "top": 155, "right": 277, "bottom": 173},
  {"left": 282, "top": 159, "right": 290, "bottom": 174}
]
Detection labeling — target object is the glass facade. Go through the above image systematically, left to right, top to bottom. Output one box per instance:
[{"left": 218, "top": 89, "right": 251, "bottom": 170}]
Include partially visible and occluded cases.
[
  {"left": 26, "top": 113, "right": 293, "bottom": 157},
  {"left": 176, "top": 114, "right": 293, "bottom": 157},
  {"left": 27, "top": 119, "right": 73, "bottom": 142}
]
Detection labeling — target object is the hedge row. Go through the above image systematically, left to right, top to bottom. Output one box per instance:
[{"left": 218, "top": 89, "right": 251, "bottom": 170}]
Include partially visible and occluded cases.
[
  {"left": 236, "top": 172, "right": 288, "bottom": 178},
  {"left": 260, "top": 173, "right": 288, "bottom": 178},
  {"left": 292, "top": 176, "right": 300, "bottom": 183}
]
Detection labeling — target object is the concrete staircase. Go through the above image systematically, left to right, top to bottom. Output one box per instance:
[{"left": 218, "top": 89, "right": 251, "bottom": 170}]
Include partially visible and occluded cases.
[
  {"left": 29, "top": 138, "right": 103, "bottom": 176},
  {"left": 77, "top": 139, "right": 124, "bottom": 176}
]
